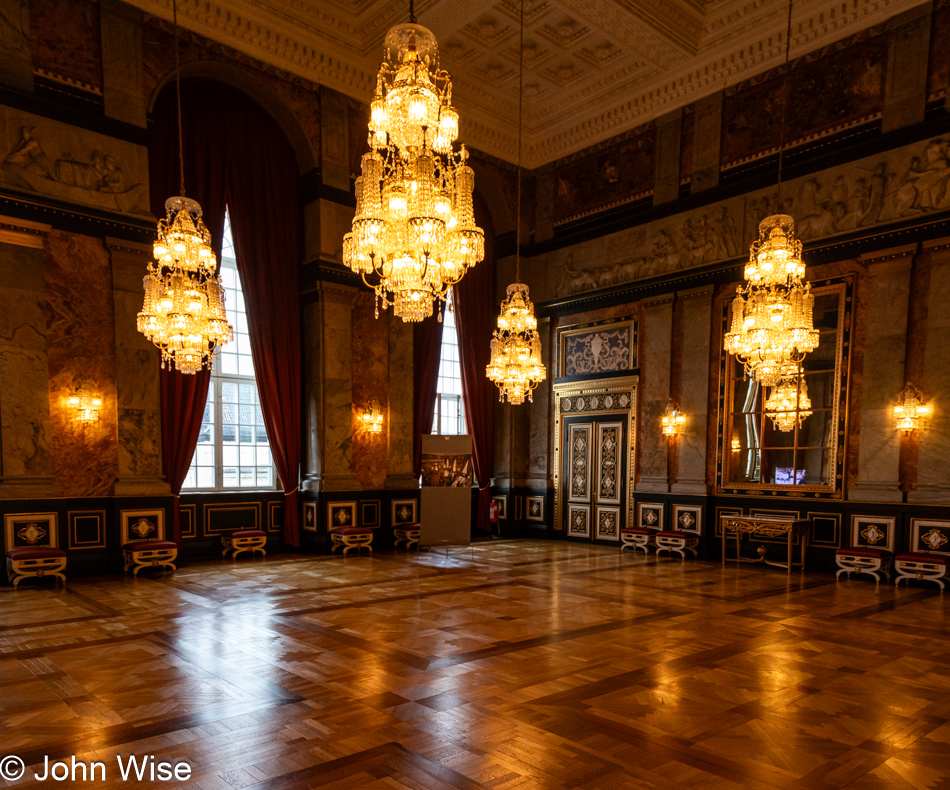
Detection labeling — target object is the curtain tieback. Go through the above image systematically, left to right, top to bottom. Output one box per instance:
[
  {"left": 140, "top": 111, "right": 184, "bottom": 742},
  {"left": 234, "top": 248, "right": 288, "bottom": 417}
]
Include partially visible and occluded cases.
[{"left": 284, "top": 486, "right": 299, "bottom": 495}]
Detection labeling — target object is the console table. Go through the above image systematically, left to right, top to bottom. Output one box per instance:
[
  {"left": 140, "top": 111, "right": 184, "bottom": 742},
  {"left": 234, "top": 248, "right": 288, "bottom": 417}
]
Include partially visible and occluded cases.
[{"left": 721, "top": 517, "right": 811, "bottom": 574}]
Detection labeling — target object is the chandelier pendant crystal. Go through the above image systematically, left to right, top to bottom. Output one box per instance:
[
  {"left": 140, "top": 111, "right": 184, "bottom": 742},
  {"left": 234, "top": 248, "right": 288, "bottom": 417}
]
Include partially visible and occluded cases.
[
  {"left": 137, "top": 0, "right": 232, "bottom": 374},
  {"left": 486, "top": 0, "right": 546, "bottom": 405},
  {"left": 343, "top": 16, "right": 484, "bottom": 322},
  {"left": 138, "top": 197, "right": 233, "bottom": 374},
  {"left": 724, "top": 215, "right": 819, "bottom": 387},
  {"left": 486, "top": 284, "right": 546, "bottom": 404},
  {"left": 764, "top": 373, "right": 812, "bottom": 432}
]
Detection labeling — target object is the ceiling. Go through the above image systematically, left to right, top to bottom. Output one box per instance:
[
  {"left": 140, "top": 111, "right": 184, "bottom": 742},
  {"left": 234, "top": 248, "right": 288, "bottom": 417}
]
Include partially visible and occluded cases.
[{"left": 134, "top": 0, "right": 917, "bottom": 167}]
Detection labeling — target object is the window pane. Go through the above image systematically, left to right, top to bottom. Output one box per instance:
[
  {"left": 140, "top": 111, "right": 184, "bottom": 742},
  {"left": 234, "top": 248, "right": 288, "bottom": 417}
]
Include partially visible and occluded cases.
[
  {"left": 182, "top": 210, "right": 275, "bottom": 492},
  {"left": 433, "top": 293, "right": 466, "bottom": 434}
]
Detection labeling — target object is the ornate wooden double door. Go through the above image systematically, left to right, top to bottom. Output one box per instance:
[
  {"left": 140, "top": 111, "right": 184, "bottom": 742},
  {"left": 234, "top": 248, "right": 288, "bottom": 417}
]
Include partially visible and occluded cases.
[{"left": 560, "top": 410, "right": 632, "bottom": 542}]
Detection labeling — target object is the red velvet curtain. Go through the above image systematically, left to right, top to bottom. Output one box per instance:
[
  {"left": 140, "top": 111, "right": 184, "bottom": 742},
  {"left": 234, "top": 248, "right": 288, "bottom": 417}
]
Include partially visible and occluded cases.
[
  {"left": 150, "top": 81, "right": 302, "bottom": 546},
  {"left": 453, "top": 195, "right": 496, "bottom": 532},
  {"left": 413, "top": 307, "right": 445, "bottom": 477}
]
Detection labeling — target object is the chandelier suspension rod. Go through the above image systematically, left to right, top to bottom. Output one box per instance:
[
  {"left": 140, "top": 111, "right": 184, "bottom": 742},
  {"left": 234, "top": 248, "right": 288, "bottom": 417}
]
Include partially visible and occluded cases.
[
  {"left": 173, "top": 0, "right": 185, "bottom": 197},
  {"left": 515, "top": 0, "right": 524, "bottom": 282},
  {"left": 775, "top": 0, "right": 793, "bottom": 207}
]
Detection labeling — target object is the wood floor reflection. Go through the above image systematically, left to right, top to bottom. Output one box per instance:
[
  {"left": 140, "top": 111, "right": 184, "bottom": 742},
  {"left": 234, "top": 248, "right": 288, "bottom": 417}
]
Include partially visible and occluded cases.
[{"left": 0, "top": 540, "right": 948, "bottom": 789}]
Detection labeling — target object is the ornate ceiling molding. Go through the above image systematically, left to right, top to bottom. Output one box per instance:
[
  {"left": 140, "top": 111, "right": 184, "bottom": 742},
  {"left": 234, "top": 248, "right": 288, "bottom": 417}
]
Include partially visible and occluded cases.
[{"left": 128, "top": 0, "right": 921, "bottom": 167}]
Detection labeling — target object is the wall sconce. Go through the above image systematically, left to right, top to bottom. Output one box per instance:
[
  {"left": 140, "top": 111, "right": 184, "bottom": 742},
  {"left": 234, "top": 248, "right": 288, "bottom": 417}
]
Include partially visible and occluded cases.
[
  {"left": 69, "top": 382, "right": 102, "bottom": 423},
  {"left": 894, "top": 383, "right": 928, "bottom": 434},
  {"left": 360, "top": 400, "right": 384, "bottom": 434},
  {"left": 661, "top": 400, "right": 686, "bottom": 438},
  {"left": 731, "top": 436, "right": 741, "bottom": 452}
]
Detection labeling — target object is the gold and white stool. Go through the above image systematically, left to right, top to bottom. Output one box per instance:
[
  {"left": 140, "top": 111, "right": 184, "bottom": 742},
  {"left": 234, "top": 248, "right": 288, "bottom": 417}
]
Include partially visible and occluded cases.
[
  {"left": 222, "top": 529, "right": 267, "bottom": 559},
  {"left": 835, "top": 547, "right": 892, "bottom": 584}
]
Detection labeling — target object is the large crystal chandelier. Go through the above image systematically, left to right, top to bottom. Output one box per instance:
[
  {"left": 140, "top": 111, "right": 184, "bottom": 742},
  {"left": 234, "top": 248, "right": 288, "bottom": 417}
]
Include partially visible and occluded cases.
[
  {"left": 137, "top": 0, "right": 232, "bottom": 374},
  {"left": 486, "top": 0, "right": 546, "bottom": 404},
  {"left": 724, "top": 0, "right": 818, "bottom": 390},
  {"left": 343, "top": 3, "right": 484, "bottom": 322},
  {"left": 138, "top": 198, "right": 233, "bottom": 374},
  {"left": 724, "top": 215, "right": 819, "bottom": 387},
  {"left": 487, "top": 285, "right": 546, "bottom": 404},
  {"left": 764, "top": 374, "right": 812, "bottom": 432}
]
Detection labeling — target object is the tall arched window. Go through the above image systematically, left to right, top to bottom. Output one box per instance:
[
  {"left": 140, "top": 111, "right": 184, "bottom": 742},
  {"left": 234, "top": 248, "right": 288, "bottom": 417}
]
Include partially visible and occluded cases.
[
  {"left": 183, "top": 212, "right": 275, "bottom": 489},
  {"left": 431, "top": 292, "right": 467, "bottom": 435}
]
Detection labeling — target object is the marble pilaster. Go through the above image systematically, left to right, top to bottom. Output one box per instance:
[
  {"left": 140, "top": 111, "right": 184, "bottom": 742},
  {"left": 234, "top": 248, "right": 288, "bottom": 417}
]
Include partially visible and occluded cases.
[
  {"left": 0, "top": 0, "right": 33, "bottom": 92},
  {"left": 99, "top": 0, "right": 146, "bottom": 127},
  {"left": 882, "top": 4, "right": 931, "bottom": 134},
  {"left": 320, "top": 88, "right": 350, "bottom": 192},
  {"left": 690, "top": 92, "right": 722, "bottom": 194},
  {"left": 653, "top": 108, "right": 682, "bottom": 207},
  {"left": 0, "top": 220, "right": 60, "bottom": 499},
  {"left": 107, "top": 238, "right": 169, "bottom": 496},
  {"left": 908, "top": 243, "right": 950, "bottom": 503},
  {"left": 850, "top": 248, "right": 914, "bottom": 501},
  {"left": 315, "top": 283, "right": 360, "bottom": 491},
  {"left": 671, "top": 286, "right": 712, "bottom": 495},
  {"left": 301, "top": 293, "right": 323, "bottom": 492},
  {"left": 636, "top": 294, "right": 674, "bottom": 493},
  {"left": 384, "top": 314, "right": 416, "bottom": 489},
  {"left": 525, "top": 316, "right": 554, "bottom": 489}
]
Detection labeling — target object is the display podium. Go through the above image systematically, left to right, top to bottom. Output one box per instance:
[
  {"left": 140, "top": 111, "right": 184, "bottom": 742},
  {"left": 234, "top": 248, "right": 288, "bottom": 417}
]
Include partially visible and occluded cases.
[{"left": 420, "top": 435, "right": 472, "bottom": 547}]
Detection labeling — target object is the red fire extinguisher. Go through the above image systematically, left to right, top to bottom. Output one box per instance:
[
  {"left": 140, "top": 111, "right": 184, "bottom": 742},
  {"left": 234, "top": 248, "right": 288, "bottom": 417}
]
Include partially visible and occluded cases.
[{"left": 489, "top": 501, "right": 499, "bottom": 526}]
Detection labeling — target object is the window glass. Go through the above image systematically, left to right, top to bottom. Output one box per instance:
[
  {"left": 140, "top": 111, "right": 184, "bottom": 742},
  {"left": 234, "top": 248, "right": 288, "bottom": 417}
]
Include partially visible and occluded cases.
[
  {"left": 183, "top": 211, "right": 275, "bottom": 490},
  {"left": 431, "top": 291, "right": 467, "bottom": 435}
]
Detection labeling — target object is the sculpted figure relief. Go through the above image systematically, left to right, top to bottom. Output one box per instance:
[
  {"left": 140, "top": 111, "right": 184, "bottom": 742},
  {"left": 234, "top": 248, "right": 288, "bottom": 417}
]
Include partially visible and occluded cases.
[
  {"left": 2, "top": 124, "right": 150, "bottom": 216},
  {"left": 553, "top": 138, "right": 950, "bottom": 299}
]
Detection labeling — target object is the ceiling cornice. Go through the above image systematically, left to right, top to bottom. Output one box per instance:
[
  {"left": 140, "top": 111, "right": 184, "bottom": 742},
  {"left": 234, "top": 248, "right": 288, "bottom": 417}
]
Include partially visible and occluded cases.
[{"left": 129, "top": 0, "right": 923, "bottom": 168}]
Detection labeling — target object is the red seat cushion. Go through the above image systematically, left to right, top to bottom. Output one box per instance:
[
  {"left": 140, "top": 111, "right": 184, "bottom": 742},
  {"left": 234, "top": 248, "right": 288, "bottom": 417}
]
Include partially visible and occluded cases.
[
  {"left": 397, "top": 523, "right": 421, "bottom": 530},
  {"left": 621, "top": 527, "right": 657, "bottom": 535},
  {"left": 332, "top": 528, "right": 373, "bottom": 536},
  {"left": 230, "top": 530, "right": 266, "bottom": 538},
  {"left": 656, "top": 531, "right": 694, "bottom": 539},
  {"left": 124, "top": 540, "right": 177, "bottom": 551},
  {"left": 7, "top": 547, "right": 66, "bottom": 560},
  {"left": 837, "top": 547, "right": 893, "bottom": 559},
  {"left": 896, "top": 552, "right": 949, "bottom": 565}
]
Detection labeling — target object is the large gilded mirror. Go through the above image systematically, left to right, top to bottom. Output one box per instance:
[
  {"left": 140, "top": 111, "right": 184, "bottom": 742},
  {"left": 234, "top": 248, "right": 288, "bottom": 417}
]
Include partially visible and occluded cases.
[{"left": 718, "top": 278, "right": 852, "bottom": 497}]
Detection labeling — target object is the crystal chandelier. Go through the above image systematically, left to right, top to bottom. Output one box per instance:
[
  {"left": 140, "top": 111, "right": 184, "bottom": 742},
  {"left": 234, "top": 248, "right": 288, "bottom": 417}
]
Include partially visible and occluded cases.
[
  {"left": 137, "top": 0, "right": 232, "bottom": 374},
  {"left": 486, "top": 0, "right": 546, "bottom": 404},
  {"left": 723, "top": 0, "right": 818, "bottom": 389},
  {"left": 343, "top": 3, "right": 484, "bottom": 322},
  {"left": 138, "top": 198, "right": 233, "bottom": 374},
  {"left": 724, "top": 215, "right": 819, "bottom": 387},
  {"left": 487, "top": 284, "right": 546, "bottom": 404},
  {"left": 764, "top": 375, "right": 812, "bottom": 432},
  {"left": 69, "top": 381, "right": 102, "bottom": 423},
  {"left": 894, "top": 384, "right": 926, "bottom": 433},
  {"left": 661, "top": 400, "right": 686, "bottom": 437}
]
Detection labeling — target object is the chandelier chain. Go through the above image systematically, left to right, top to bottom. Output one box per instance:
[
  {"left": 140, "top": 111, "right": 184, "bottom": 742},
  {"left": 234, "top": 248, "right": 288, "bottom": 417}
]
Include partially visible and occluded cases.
[
  {"left": 173, "top": 0, "right": 185, "bottom": 197},
  {"left": 408, "top": 0, "right": 416, "bottom": 23},
  {"left": 516, "top": 0, "right": 524, "bottom": 282},
  {"left": 776, "top": 0, "right": 793, "bottom": 206}
]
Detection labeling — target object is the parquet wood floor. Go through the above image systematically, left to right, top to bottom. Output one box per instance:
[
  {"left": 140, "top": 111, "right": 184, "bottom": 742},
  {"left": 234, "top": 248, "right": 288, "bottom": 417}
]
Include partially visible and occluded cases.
[{"left": 0, "top": 540, "right": 948, "bottom": 789}]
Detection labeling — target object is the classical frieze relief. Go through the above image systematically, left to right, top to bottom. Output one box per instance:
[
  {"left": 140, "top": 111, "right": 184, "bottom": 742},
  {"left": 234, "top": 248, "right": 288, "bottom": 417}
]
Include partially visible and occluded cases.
[{"left": 537, "top": 135, "right": 950, "bottom": 302}]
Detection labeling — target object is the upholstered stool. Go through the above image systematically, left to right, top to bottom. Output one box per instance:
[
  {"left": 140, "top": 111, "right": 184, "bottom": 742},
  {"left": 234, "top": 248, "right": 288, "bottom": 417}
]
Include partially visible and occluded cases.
[
  {"left": 394, "top": 522, "right": 421, "bottom": 549},
  {"left": 330, "top": 527, "right": 373, "bottom": 555},
  {"left": 620, "top": 527, "right": 657, "bottom": 553},
  {"left": 222, "top": 529, "right": 267, "bottom": 559},
  {"left": 654, "top": 530, "right": 699, "bottom": 559},
  {"left": 123, "top": 540, "right": 178, "bottom": 576},
  {"left": 6, "top": 547, "right": 67, "bottom": 588},
  {"left": 835, "top": 547, "right": 893, "bottom": 584},
  {"left": 894, "top": 552, "right": 948, "bottom": 591}
]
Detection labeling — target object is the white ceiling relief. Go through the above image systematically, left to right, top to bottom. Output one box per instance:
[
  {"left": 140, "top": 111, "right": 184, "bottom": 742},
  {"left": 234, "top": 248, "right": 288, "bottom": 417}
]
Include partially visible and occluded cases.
[{"left": 130, "top": 0, "right": 921, "bottom": 167}]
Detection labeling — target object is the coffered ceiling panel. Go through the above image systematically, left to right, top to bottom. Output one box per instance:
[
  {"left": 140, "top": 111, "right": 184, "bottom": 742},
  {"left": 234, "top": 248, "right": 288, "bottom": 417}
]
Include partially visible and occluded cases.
[{"left": 129, "top": 0, "right": 920, "bottom": 166}]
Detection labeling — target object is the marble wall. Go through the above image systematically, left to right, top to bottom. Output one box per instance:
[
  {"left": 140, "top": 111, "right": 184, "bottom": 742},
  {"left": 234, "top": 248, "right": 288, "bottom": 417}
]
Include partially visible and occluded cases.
[
  {"left": 28, "top": 0, "right": 102, "bottom": 89},
  {"left": 44, "top": 231, "right": 118, "bottom": 498},
  {"left": 351, "top": 294, "right": 389, "bottom": 491}
]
